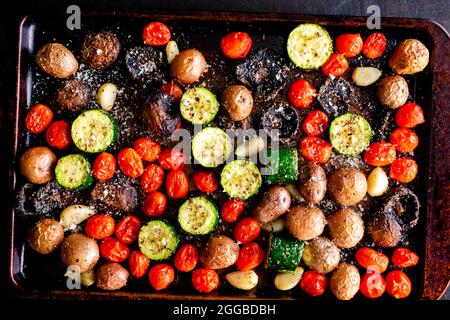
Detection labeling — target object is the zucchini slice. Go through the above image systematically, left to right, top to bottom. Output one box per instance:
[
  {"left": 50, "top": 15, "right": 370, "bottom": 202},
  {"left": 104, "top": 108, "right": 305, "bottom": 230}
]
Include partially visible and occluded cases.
[
  {"left": 287, "top": 23, "right": 333, "bottom": 70},
  {"left": 180, "top": 87, "right": 219, "bottom": 125},
  {"left": 71, "top": 109, "right": 118, "bottom": 153},
  {"left": 329, "top": 113, "right": 372, "bottom": 156},
  {"left": 192, "top": 127, "right": 232, "bottom": 168},
  {"left": 266, "top": 147, "right": 298, "bottom": 184},
  {"left": 55, "top": 154, "right": 93, "bottom": 190},
  {"left": 220, "top": 160, "right": 262, "bottom": 200},
  {"left": 178, "top": 197, "right": 218, "bottom": 235},
  {"left": 138, "top": 220, "right": 179, "bottom": 260},
  {"left": 265, "top": 233, "right": 305, "bottom": 272}
]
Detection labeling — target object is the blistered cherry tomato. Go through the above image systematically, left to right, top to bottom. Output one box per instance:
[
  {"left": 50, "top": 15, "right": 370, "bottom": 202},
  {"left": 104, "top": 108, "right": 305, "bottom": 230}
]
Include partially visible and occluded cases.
[
  {"left": 143, "top": 22, "right": 171, "bottom": 46},
  {"left": 220, "top": 32, "right": 252, "bottom": 59},
  {"left": 336, "top": 33, "right": 363, "bottom": 58},
  {"left": 362, "top": 33, "right": 387, "bottom": 59},
  {"left": 321, "top": 53, "right": 349, "bottom": 77},
  {"left": 288, "top": 79, "right": 316, "bottom": 109},
  {"left": 161, "top": 81, "right": 183, "bottom": 102},
  {"left": 395, "top": 102, "right": 425, "bottom": 128},
  {"left": 25, "top": 104, "right": 54, "bottom": 134},
  {"left": 302, "top": 110, "right": 329, "bottom": 136},
  {"left": 45, "top": 120, "right": 71, "bottom": 149},
  {"left": 389, "top": 128, "right": 419, "bottom": 154},
  {"left": 133, "top": 137, "right": 160, "bottom": 162},
  {"left": 300, "top": 137, "right": 332, "bottom": 164},
  {"left": 363, "top": 142, "right": 397, "bottom": 166},
  {"left": 118, "top": 148, "right": 144, "bottom": 178},
  {"left": 158, "top": 148, "right": 186, "bottom": 170},
  {"left": 93, "top": 152, "right": 117, "bottom": 181},
  {"left": 390, "top": 158, "right": 418, "bottom": 183},
  {"left": 140, "top": 164, "right": 164, "bottom": 193},
  {"left": 166, "top": 169, "right": 189, "bottom": 199},
  {"left": 192, "top": 170, "right": 219, "bottom": 193},
  {"left": 142, "top": 191, "right": 167, "bottom": 217},
  {"left": 221, "top": 199, "right": 245, "bottom": 223},
  {"left": 85, "top": 215, "right": 115, "bottom": 240},
  {"left": 115, "top": 216, "right": 142, "bottom": 244},
  {"left": 233, "top": 217, "right": 261, "bottom": 244},
  {"left": 100, "top": 237, "right": 130, "bottom": 263},
  {"left": 236, "top": 242, "right": 265, "bottom": 271},
  {"left": 174, "top": 243, "right": 198, "bottom": 272},
  {"left": 355, "top": 247, "right": 389, "bottom": 273},
  {"left": 391, "top": 248, "right": 419, "bottom": 268},
  {"left": 129, "top": 250, "right": 150, "bottom": 278},
  {"left": 149, "top": 264, "right": 175, "bottom": 290},
  {"left": 192, "top": 268, "right": 219, "bottom": 293},
  {"left": 385, "top": 270, "right": 412, "bottom": 299},
  {"left": 300, "top": 271, "right": 327, "bottom": 297},
  {"left": 360, "top": 271, "right": 386, "bottom": 299}
]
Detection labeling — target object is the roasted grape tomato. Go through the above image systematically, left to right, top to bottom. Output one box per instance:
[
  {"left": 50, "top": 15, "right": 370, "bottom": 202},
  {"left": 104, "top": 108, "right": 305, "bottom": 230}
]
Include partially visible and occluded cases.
[
  {"left": 143, "top": 22, "right": 171, "bottom": 46},
  {"left": 220, "top": 32, "right": 252, "bottom": 59},
  {"left": 335, "top": 33, "right": 363, "bottom": 58},
  {"left": 362, "top": 33, "right": 387, "bottom": 59},
  {"left": 321, "top": 53, "right": 349, "bottom": 77},
  {"left": 288, "top": 79, "right": 316, "bottom": 109},
  {"left": 395, "top": 102, "right": 425, "bottom": 128},
  {"left": 25, "top": 104, "right": 54, "bottom": 134},
  {"left": 302, "top": 110, "right": 329, "bottom": 136},
  {"left": 45, "top": 120, "right": 72, "bottom": 149},
  {"left": 389, "top": 128, "right": 419, "bottom": 153},
  {"left": 133, "top": 137, "right": 160, "bottom": 162},
  {"left": 300, "top": 137, "right": 332, "bottom": 164},
  {"left": 363, "top": 142, "right": 397, "bottom": 166},
  {"left": 118, "top": 148, "right": 144, "bottom": 178},
  {"left": 158, "top": 148, "right": 186, "bottom": 170},
  {"left": 93, "top": 152, "right": 117, "bottom": 181},
  {"left": 389, "top": 158, "right": 418, "bottom": 183},
  {"left": 140, "top": 164, "right": 164, "bottom": 193},
  {"left": 166, "top": 169, "right": 189, "bottom": 199},
  {"left": 192, "top": 170, "right": 219, "bottom": 193},
  {"left": 142, "top": 191, "right": 167, "bottom": 217},
  {"left": 221, "top": 199, "right": 245, "bottom": 223},
  {"left": 85, "top": 215, "right": 115, "bottom": 240},
  {"left": 115, "top": 216, "right": 142, "bottom": 244},
  {"left": 233, "top": 217, "right": 261, "bottom": 244},
  {"left": 100, "top": 237, "right": 130, "bottom": 263},
  {"left": 236, "top": 242, "right": 265, "bottom": 271},
  {"left": 174, "top": 243, "right": 198, "bottom": 272},
  {"left": 355, "top": 247, "right": 389, "bottom": 273},
  {"left": 391, "top": 248, "right": 419, "bottom": 268},
  {"left": 129, "top": 250, "right": 150, "bottom": 278},
  {"left": 149, "top": 264, "right": 175, "bottom": 290},
  {"left": 192, "top": 268, "right": 219, "bottom": 293},
  {"left": 385, "top": 270, "right": 412, "bottom": 299},
  {"left": 300, "top": 271, "right": 327, "bottom": 297},
  {"left": 360, "top": 271, "right": 386, "bottom": 299}
]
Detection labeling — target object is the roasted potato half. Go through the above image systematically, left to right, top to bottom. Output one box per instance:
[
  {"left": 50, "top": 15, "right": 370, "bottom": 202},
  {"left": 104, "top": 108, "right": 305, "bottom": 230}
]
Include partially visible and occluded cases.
[{"left": 389, "top": 39, "right": 429, "bottom": 75}]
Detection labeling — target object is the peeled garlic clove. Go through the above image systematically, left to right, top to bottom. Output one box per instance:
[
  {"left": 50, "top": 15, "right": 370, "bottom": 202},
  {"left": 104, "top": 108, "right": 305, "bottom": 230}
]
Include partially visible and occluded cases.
[
  {"left": 166, "top": 40, "right": 179, "bottom": 64},
  {"left": 352, "top": 67, "right": 382, "bottom": 86},
  {"left": 97, "top": 83, "right": 118, "bottom": 111},
  {"left": 235, "top": 136, "right": 265, "bottom": 158},
  {"left": 367, "top": 167, "right": 389, "bottom": 197},
  {"left": 60, "top": 204, "right": 95, "bottom": 230},
  {"left": 274, "top": 267, "right": 304, "bottom": 291},
  {"left": 81, "top": 270, "right": 96, "bottom": 287},
  {"left": 225, "top": 270, "right": 258, "bottom": 290}
]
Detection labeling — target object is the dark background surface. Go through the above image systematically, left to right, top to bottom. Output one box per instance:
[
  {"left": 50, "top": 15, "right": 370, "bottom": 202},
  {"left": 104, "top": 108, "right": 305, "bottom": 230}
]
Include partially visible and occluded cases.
[{"left": 0, "top": 0, "right": 448, "bottom": 301}]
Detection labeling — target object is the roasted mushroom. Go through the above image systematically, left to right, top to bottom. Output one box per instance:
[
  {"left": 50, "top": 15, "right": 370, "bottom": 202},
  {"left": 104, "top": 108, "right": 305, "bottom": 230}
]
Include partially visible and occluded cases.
[
  {"left": 81, "top": 32, "right": 121, "bottom": 69},
  {"left": 125, "top": 46, "right": 165, "bottom": 83},
  {"left": 56, "top": 79, "right": 90, "bottom": 113}
]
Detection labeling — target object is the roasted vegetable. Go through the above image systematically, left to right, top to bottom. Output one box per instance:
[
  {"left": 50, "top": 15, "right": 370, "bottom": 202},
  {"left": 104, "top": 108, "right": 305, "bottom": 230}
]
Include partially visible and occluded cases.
[
  {"left": 81, "top": 32, "right": 121, "bottom": 69},
  {"left": 389, "top": 39, "right": 429, "bottom": 75},
  {"left": 36, "top": 43, "right": 78, "bottom": 78},
  {"left": 125, "top": 46, "right": 165, "bottom": 83},
  {"left": 170, "top": 49, "right": 206, "bottom": 85},
  {"left": 352, "top": 67, "right": 382, "bottom": 86},
  {"left": 377, "top": 75, "right": 409, "bottom": 109},
  {"left": 57, "top": 80, "right": 90, "bottom": 113},
  {"left": 97, "top": 83, "right": 118, "bottom": 111},
  {"left": 221, "top": 85, "right": 254, "bottom": 121},
  {"left": 262, "top": 105, "right": 299, "bottom": 141},
  {"left": 19, "top": 146, "right": 56, "bottom": 184},
  {"left": 265, "top": 147, "right": 299, "bottom": 184},
  {"left": 297, "top": 164, "right": 327, "bottom": 204},
  {"left": 328, "top": 168, "right": 367, "bottom": 205},
  {"left": 253, "top": 186, "right": 291, "bottom": 223},
  {"left": 59, "top": 204, "right": 95, "bottom": 230},
  {"left": 286, "top": 205, "right": 326, "bottom": 241},
  {"left": 328, "top": 208, "right": 364, "bottom": 248},
  {"left": 367, "top": 213, "right": 402, "bottom": 247},
  {"left": 28, "top": 219, "right": 64, "bottom": 254},
  {"left": 265, "top": 232, "right": 304, "bottom": 272},
  {"left": 60, "top": 233, "right": 100, "bottom": 272},
  {"left": 200, "top": 235, "right": 239, "bottom": 270},
  {"left": 302, "top": 237, "right": 340, "bottom": 274},
  {"left": 96, "top": 262, "right": 129, "bottom": 291},
  {"left": 329, "top": 263, "right": 360, "bottom": 300},
  {"left": 274, "top": 267, "right": 304, "bottom": 291},
  {"left": 226, "top": 270, "right": 258, "bottom": 290}
]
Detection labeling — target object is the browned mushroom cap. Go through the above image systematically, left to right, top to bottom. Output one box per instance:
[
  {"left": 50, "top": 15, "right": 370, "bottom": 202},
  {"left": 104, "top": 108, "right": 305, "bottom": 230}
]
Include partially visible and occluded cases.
[{"left": 81, "top": 32, "right": 121, "bottom": 69}]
